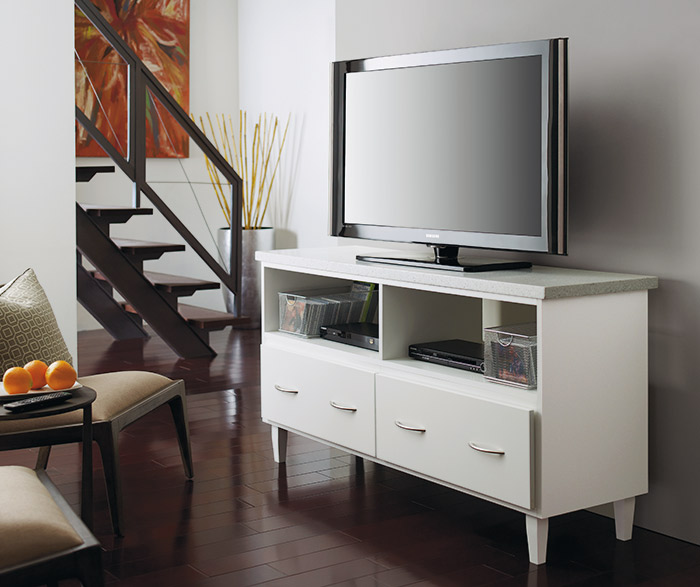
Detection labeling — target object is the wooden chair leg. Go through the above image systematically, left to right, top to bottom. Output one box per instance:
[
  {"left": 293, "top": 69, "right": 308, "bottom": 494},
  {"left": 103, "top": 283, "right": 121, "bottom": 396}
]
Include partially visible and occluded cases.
[
  {"left": 168, "top": 390, "right": 194, "bottom": 480},
  {"left": 93, "top": 424, "right": 124, "bottom": 536},
  {"left": 35, "top": 446, "right": 52, "bottom": 470},
  {"left": 79, "top": 547, "right": 105, "bottom": 587}
]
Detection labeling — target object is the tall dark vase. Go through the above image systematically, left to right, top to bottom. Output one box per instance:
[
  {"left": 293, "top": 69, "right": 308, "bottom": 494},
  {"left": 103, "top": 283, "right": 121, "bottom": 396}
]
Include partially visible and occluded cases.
[{"left": 217, "top": 226, "right": 275, "bottom": 328}]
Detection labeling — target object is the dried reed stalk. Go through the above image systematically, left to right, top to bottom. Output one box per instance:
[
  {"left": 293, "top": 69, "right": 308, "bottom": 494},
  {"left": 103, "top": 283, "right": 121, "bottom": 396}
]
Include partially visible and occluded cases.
[{"left": 198, "top": 110, "right": 290, "bottom": 229}]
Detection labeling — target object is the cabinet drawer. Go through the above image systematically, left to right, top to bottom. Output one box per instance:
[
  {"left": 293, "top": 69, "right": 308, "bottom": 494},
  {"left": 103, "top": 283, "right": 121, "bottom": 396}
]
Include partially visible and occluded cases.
[
  {"left": 261, "top": 346, "right": 376, "bottom": 456},
  {"left": 376, "top": 374, "right": 533, "bottom": 508}
]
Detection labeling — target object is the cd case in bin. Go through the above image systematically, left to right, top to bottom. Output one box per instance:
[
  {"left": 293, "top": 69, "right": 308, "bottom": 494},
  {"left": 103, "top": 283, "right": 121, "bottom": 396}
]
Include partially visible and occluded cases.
[
  {"left": 278, "top": 285, "right": 376, "bottom": 338},
  {"left": 483, "top": 322, "right": 537, "bottom": 389}
]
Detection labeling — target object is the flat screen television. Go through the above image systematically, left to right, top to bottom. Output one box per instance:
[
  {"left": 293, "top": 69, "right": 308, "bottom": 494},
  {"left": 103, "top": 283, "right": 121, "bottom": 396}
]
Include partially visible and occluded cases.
[{"left": 330, "top": 38, "right": 568, "bottom": 272}]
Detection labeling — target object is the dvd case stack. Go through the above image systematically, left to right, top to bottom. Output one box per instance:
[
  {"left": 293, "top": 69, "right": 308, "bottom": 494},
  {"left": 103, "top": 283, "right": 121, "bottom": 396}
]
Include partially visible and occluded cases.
[{"left": 278, "top": 283, "right": 377, "bottom": 337}]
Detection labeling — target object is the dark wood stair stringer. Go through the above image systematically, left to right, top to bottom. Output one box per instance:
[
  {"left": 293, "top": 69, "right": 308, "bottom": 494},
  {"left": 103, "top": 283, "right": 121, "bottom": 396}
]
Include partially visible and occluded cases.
[
  {"left": 76, "top": 203, "right": 216, "bottom": 359},
  {"left": 77, "top": 263, "right": 150, "bottom": 341},
  {"left": 92, "top": 268, "right": 249, "bottom": 342}
]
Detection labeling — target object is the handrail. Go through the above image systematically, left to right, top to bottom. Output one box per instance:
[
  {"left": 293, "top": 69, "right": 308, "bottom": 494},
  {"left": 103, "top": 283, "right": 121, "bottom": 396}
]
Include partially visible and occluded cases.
[{"left": 74, "top": 0, "right": 242, "bottom": 314}]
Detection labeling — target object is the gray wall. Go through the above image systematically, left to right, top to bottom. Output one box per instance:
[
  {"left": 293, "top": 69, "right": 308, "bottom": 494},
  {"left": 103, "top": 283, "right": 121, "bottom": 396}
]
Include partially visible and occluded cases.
[{"left": 335, "top": 0, "right": 700, "bottom": 543}]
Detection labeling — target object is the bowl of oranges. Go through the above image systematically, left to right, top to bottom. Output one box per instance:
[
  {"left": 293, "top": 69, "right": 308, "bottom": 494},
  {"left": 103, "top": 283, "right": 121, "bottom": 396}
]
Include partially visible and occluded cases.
[{"left": 1, "top": 360, "right": 79, "bottom": 395}]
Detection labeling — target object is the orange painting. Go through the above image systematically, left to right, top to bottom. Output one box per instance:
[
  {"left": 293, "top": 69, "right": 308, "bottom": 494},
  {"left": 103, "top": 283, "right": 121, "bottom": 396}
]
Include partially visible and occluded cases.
[{"left": 75, "top": 0, "right": 190, "bottom": 158}]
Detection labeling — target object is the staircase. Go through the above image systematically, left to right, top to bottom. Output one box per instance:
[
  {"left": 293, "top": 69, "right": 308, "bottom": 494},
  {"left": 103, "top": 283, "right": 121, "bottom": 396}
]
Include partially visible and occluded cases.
[
  {"left": 74, "top": 0, "right": 245, "bottom": 359},
  {"left": 76, "top": 173, "right": 250, "bottom": 358}
]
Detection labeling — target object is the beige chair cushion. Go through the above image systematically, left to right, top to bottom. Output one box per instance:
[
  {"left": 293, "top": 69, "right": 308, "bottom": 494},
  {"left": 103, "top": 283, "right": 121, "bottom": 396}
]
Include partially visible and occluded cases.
[
  {"left": 0, "top": 268, "right": 73, "bottom": 374},
  {"left": 0, "top": 371, "right": 176, "bottom": 434},
  {"left": 0, "top": 466, "right": 83, "bottom": 569}
]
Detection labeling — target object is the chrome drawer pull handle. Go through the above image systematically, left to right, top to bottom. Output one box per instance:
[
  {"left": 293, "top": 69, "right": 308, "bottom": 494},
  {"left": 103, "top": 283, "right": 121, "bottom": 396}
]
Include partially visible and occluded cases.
[
  {"left": 274, "top": 384, "right": 299, "bottom": 394},
  {"left": 329, "top": 401, "right": 357, "bottom": 412},
  {"left": 395, "top": 421, "right": 426, "bottom": 433},
  {"left": 468, "top": 441, "right": 505, "bottom": 455}
]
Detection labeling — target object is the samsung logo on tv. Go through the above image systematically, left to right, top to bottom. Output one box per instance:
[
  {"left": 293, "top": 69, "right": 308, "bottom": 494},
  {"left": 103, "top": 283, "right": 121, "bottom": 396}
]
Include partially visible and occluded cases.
[{"left": 426, "top": 233, "right": 440, "bottom": 238}]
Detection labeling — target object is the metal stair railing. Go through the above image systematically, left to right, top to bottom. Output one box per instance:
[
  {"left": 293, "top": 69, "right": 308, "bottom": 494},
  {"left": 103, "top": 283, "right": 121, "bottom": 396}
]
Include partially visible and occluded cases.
[{"left": 74, "top": 0, "right": 242, "bottom": 316}]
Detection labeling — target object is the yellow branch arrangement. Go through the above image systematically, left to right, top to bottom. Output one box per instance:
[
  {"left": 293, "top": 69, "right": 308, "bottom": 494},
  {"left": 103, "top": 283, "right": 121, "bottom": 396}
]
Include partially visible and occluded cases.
[{"left": 198, "top": 111, "right": 290, "bottom": 230}]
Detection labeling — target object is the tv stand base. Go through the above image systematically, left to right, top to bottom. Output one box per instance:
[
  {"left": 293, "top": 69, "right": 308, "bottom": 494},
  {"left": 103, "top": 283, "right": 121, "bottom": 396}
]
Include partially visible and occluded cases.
[
  {"left": 356, "top": 244, "right": 531, "bottom": 272},
  {"left": 259, "top": 245, "right": 656, "bottom": 566},
  {"left": 356, "top": 253, "right": 532, "bottom": 272},
  {"left": 269, "top": 425, "right": 637, "bottom": 565}
]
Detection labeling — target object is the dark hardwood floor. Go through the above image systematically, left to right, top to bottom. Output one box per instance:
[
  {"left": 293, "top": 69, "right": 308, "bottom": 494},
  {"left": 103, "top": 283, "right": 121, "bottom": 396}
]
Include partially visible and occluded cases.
[{"left": 3, "top": 327, "right": 700, "bottom": 586}]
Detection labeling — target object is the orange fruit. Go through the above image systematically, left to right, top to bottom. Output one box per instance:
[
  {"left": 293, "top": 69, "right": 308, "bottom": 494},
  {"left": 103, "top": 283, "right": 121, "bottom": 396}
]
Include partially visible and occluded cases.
[
  {"left": 24, "top": 360, "right": 49, "bottom": 389},
  {"left": 45, "top": 360, "right": 77, "bottom": 391},
  {"left": 3, "top": 366, "right": 33, "bottom": 394}
]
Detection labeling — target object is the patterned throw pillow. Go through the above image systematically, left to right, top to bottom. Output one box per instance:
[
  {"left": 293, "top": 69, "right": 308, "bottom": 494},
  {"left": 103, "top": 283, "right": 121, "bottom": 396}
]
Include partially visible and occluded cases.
[{"left": 0, "top": 268, "right": 73, "bottom": 374}]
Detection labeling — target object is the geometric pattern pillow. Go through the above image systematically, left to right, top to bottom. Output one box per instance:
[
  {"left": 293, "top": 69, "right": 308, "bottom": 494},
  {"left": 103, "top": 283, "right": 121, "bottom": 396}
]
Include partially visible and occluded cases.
[{"left": 0, "top": 268, "right": 73, "bottom": 374}]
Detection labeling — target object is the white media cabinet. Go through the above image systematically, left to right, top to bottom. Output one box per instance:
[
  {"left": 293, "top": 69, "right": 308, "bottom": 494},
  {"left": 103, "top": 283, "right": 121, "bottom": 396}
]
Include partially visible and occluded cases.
[{"left": 257, "top": 246, "right": 657, "bottom": 564}]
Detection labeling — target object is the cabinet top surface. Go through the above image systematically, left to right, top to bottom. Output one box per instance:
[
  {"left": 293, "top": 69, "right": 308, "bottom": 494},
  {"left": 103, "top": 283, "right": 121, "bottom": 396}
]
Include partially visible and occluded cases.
[{"left": 257, "top": 246, "right": 658, "bottom": 300}]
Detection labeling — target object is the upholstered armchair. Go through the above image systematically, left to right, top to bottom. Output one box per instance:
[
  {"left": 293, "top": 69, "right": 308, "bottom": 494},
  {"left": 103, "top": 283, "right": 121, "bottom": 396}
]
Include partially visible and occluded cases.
[
  {"left": 0, "top": 268, "right": 194, "bottom": 535},
  {"left": 0, "top": 465, "right": 104, "bottom": 586}
]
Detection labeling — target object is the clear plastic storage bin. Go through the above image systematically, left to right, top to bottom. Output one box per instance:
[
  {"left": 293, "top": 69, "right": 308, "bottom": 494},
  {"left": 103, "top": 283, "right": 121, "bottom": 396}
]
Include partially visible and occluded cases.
[
  {"left": 278, "top": 286, "right": 377, "bottom": 338},
  {"left": 278, "top": 289, "right": 341, "bottom": 337},
  {"left": 318, "top": 291, "right": 369, "bottom": 324},
  {"left": 483, "top": 322, "right": 537, "bottom": 389}
]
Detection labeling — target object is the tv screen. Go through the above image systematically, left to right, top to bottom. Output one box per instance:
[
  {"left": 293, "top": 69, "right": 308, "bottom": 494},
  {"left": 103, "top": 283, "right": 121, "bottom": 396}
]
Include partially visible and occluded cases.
[{"left": 330, "top": 38, "right": 568, "bottom": 272}]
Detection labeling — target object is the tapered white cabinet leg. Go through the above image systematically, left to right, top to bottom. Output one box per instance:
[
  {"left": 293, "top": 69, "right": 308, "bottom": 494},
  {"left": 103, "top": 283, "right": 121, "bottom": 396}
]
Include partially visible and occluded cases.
[
  {"left": 271, "top": 425, "right": 288, "bottom": 463},
  {"left": 613, "top": 497, "right": 635, "bottom": 541},
  {"left": 525, "top": 516, "right": 549, "bottom": 565}
]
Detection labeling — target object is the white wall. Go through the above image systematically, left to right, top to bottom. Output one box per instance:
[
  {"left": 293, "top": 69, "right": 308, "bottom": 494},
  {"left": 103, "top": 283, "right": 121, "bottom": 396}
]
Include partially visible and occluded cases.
[
  {"left": 76, "top": 0, "right": 239, "bottom": 330},
  {"left": 238, "top": 0, "right": 336, "bottom": 250},
  {"left": 334, "top": 0, "right": 700, "bottom": 545},
  {"left": 0, "top": 1, "right": 77, "bottom": 362}
]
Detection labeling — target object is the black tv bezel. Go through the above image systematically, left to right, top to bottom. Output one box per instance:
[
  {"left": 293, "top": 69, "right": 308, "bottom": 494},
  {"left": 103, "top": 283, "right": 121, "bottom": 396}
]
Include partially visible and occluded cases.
[{"left": 329, "top": 38, "right": 568, "bottom": 258}]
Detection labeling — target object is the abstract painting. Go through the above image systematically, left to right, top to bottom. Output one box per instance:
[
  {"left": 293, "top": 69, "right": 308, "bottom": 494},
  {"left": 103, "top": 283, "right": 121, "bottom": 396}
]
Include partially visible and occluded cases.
[{"left": 75, "top": 0, "right": 190, "bottom": 158}]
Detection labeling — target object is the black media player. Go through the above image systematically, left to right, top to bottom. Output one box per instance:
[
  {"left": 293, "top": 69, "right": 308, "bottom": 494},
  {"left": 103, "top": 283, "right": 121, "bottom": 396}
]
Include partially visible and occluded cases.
[
  {"left": 320, "top": 322, "right": 379, "bottom": 351},
  {"left": 408, "top": 339, "right": 485, "bottom": 373}
]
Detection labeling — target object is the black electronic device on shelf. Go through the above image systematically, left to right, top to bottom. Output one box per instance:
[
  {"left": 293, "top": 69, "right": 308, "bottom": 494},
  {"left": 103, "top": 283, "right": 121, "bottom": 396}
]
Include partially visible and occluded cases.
[
  {"left": 320, "top": 322, "right": 379, "bottom": 351},
  {"left": 408, "top": 339, "right": 485, "bottom": 373}
]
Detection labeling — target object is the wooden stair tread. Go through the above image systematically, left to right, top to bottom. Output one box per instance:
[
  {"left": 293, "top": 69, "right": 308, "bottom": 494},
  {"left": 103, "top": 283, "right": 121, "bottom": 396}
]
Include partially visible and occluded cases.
[
  {"left": 76, "top": 166, "right": 115, "bottom": 182},
  {"left": 81, "top": 204, "right": 153, "bottom": 218},
  {"left": 81, "top": 205, "right": 154, "bottom": 230},
  {"left": 112, "top": 238, "right": 186, "bottom": 259},
  {"left": 113, "top": 238, "right": 185, "bottom": 250},
  {"left": 92, "top": 270, "right": 220, "bottom": 295},
  {"left": 143, "top": 272, "right": 220, "bottom": 290},
  {"left": 123, "top": 302, "right": 249, "bottom": 331},
  {"left": 178, "top": 304, "right": 251, "bottom": 330}
]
